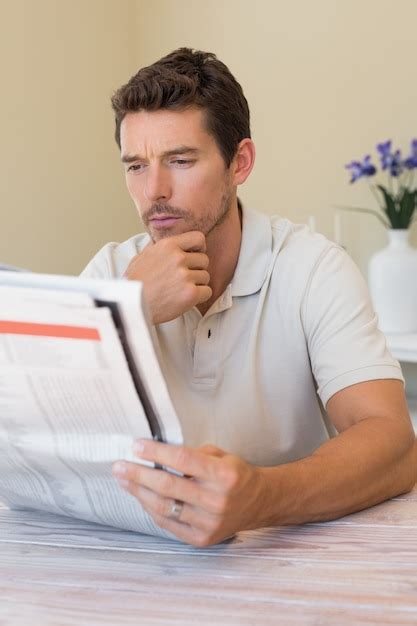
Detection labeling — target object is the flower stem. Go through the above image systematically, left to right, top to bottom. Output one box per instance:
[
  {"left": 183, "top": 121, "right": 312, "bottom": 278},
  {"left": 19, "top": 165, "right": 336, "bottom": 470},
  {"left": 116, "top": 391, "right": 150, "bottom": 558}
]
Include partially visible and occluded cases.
[
  {"left": 368, "top": 182, "right": 384, "bottom": 209},
  {"left": 334, "top": 205, "right": 390, "bottom": 228}
]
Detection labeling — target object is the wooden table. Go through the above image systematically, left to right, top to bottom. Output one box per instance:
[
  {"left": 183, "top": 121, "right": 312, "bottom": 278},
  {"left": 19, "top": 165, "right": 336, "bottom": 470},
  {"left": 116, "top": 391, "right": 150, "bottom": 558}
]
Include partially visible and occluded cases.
[{"left": 1, "top": 487, "right": 417, "bottom": 626}]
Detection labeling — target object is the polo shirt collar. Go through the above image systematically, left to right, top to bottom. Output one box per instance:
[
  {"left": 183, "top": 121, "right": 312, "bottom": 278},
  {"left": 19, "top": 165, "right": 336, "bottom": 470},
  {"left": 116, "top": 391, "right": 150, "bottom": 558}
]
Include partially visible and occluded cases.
[{"left": 230, "top": 206, "right": 272, "bottom": 297}]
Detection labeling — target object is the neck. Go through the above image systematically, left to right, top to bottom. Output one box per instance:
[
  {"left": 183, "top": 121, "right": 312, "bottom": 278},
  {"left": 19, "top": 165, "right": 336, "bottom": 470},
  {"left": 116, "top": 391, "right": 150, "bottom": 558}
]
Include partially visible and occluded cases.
[{"left": 196, "top": 199, "right": 242, "bottom": 316}]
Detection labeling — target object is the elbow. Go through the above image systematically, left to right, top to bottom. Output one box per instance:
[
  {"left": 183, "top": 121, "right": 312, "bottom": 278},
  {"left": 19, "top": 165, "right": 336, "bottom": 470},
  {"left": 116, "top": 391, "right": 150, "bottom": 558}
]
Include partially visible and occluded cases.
[
  {"left": 400, "top": 432, "right": 417, "bottom": 494},
  {"left": 408, "top": 436, "right": 417, "bottom": 490}
]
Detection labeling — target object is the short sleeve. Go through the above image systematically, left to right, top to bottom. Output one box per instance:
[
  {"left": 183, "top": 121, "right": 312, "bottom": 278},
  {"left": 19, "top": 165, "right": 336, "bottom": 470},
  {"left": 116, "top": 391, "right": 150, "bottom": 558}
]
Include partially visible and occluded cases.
[
  {"left": 80, "top": 234, "right": 149, "bottom": 279},
  {"left": 80, "top": 243, "right": 119, "bottom": 279},
  {"left": 301, "top": 245, "right": 404, "bottom": 407}
]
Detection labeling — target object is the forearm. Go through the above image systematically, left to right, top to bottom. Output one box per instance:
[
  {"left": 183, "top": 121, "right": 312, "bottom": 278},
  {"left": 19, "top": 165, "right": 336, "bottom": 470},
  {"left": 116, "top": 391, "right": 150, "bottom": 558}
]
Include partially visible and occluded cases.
[{"left": 258, "top": 416, "right": 417, "bottom": 527}]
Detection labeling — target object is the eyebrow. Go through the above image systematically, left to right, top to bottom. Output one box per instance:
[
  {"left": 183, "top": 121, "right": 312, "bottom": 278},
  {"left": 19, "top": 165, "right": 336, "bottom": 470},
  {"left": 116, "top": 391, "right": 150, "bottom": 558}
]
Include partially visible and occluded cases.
[{"left": 121, "top": 146, "right": 200, "bottom": 163}]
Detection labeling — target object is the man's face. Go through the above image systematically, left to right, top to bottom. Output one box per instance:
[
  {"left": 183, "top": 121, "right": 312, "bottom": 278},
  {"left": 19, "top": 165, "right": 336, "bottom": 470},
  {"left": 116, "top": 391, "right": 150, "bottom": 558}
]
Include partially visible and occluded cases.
[{"left": 120, "top": 107, "right": 234, "bottom": 242}]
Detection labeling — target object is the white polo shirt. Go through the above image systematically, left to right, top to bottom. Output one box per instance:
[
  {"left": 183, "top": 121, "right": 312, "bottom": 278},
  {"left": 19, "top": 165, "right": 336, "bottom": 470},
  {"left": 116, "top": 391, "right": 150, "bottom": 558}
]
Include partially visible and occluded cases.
[{"left": 81, "top": 207, "right": 403, "bottom": 466}]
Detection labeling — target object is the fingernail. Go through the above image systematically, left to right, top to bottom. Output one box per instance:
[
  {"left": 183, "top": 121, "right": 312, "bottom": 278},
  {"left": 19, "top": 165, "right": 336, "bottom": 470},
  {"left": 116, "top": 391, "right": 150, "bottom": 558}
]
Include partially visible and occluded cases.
[
  {"left": 133, "top": 440, "right": 145, "bottom": 455},
  {"left": 112, "top": 462, "right": 128, "bottom": 476},
  {"left": 117, "top": 478, "right": 130, "bottom": 489}
]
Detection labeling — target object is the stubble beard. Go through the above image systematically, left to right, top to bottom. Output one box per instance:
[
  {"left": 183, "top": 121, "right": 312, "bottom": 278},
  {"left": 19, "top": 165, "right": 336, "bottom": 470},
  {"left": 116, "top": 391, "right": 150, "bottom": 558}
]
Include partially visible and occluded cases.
[{"left": 141, "top": 185, "right": 234, "bottom": 243}]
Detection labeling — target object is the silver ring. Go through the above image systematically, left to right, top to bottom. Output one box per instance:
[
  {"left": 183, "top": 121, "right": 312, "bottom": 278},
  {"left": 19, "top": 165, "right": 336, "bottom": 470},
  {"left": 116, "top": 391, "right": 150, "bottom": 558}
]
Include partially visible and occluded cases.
[{"left": 169, "top": 499, "right": 184, "bottom": 520}]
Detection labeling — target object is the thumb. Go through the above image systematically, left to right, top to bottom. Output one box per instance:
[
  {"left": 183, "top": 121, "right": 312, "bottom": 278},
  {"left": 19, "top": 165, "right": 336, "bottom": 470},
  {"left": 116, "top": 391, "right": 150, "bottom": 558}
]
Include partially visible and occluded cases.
[{"left": 197, "top": 443, "right": 226, "bottom": 458}]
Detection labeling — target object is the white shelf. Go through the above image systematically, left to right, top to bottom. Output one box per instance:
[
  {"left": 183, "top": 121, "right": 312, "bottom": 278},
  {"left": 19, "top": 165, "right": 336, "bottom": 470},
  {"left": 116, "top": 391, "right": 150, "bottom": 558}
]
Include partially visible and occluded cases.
[
  {"left": 386, "top": 333, "right": 417, "bottom": 363},
  {"left": 385, "top": 334, "right": 417, "bottom": 431},
  {"left": 408, "top": 397, "right": 417, "bottom": 432}
]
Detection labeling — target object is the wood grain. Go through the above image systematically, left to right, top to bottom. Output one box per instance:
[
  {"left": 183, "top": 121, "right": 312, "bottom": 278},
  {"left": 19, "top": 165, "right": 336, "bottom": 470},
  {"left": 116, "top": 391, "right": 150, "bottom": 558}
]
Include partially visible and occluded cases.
[{"left": 1, "top": 484, "right": 417, "bottom": 625}]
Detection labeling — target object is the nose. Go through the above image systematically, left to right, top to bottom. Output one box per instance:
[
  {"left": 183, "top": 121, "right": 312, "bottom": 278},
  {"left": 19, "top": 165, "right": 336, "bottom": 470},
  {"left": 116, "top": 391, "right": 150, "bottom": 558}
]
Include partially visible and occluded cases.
[{"left": 144, "top": 164, "right": 172, "bottom": 203}]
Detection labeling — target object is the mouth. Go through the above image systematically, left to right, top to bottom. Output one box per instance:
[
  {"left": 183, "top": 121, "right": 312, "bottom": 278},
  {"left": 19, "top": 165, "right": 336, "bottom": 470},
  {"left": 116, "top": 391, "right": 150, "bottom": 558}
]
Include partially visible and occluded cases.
[{"left": 148, "top": 215, "right": 182, "bottom": 229}]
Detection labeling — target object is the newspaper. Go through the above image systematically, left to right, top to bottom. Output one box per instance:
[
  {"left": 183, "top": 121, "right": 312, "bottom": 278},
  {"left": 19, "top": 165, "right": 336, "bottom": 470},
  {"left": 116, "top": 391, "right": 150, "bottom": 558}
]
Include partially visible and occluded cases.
[
  {"left": 0, "top": 263, "right": 26, "bottom": 272},
  {"left": 0, "top": 271, "right": 183, "bottom": 538}
]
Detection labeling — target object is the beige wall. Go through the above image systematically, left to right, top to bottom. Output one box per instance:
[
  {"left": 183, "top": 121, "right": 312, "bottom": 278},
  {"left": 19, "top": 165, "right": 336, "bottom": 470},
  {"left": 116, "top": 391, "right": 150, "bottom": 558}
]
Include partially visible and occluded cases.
[
  {"left": 0, "top": 0, "right": 140, "bottom": 274},
  {"left": 1, "top": 0, "right": 417, "bottom": 276},
  {"left": 134, "top": 0, "right": 417, "bottom": 275}
]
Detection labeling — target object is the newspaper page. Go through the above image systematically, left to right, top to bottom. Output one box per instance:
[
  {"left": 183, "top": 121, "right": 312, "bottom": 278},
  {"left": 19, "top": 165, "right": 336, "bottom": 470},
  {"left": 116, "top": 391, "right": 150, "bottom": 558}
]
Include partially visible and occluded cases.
[
  {"left": 0, "top": 264, "right": 24, "bottom": 272},
  {"left": 0, "top": 273, "right": 183, "bottom": 538}
]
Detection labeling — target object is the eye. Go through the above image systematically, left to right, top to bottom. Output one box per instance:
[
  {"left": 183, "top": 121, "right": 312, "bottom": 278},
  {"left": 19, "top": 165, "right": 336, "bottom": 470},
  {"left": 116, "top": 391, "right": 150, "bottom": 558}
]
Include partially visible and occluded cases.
[
  {"left": 171, "top": 159, "right": 194, "bottom": 167},
  {"left": 127, "top": 163, "right": 146, "bottom": 173}
]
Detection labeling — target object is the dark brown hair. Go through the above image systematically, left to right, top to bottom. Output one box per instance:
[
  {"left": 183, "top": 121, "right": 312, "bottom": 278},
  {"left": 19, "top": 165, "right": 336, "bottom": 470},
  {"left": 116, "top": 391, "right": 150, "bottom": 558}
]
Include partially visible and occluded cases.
[{"left": 111, "top": 47, "right": 251, "bottom": 167}]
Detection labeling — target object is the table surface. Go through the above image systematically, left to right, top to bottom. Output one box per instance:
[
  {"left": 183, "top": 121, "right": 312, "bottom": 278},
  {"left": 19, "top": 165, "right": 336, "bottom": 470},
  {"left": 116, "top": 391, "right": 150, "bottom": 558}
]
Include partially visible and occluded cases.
[{"left": 1, "top": 485, "right": 417, "bottom": 626}]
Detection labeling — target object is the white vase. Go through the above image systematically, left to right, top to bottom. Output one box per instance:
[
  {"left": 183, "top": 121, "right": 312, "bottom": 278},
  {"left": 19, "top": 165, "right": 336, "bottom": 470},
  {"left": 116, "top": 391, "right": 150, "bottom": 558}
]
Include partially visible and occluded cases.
[{"left": 368, "top": 229, "right": 417, "bottom": 334}]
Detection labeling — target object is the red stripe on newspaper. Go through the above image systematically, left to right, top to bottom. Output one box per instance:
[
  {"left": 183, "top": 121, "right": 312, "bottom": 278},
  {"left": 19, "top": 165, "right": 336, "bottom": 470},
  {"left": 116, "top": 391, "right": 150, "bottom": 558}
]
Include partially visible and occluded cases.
[{"left": 0, "top": 320, "right": 101, "bottom": 341}]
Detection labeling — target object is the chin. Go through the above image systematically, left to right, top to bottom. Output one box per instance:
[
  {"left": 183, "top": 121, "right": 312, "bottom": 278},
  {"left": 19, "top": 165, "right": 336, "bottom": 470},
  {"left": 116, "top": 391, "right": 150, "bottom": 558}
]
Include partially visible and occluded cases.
[{"left": 148, "top": 224, "right": 186, "bottom": 242}]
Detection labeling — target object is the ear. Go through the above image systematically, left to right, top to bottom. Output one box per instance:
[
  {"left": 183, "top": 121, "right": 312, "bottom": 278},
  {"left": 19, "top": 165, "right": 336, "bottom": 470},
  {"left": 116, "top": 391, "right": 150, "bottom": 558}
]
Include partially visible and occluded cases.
[{"left": 231, "top": 138, "right": 256, "bottom": 186}]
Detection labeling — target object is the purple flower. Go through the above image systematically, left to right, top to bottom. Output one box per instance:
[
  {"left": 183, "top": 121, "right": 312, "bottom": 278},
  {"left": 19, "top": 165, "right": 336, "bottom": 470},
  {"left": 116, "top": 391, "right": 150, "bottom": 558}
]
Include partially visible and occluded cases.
[
  {"left": 404, "top": 138, "right": 417, "bottom": 170},
  {"left": 376, "top": 140, "right": 403, "bottom": 176},
  {"left": 376, "top": 140, "right": 392, "bottom": 160},
  {"left": 389, "top": 150, "right": 403, "bottom": 176},
  {"left": 345, "top": 155, "right": 376, "bottom": 183}
]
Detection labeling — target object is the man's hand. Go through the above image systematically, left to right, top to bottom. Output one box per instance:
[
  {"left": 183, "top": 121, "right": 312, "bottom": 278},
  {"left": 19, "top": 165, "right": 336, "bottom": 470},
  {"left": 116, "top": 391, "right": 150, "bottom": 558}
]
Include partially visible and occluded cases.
[
  {"left": 124, "top": 231, "right": 212, "bottom": 325},
  {"left": 112, "top": 440, "right": 268, "bottom": 547}
]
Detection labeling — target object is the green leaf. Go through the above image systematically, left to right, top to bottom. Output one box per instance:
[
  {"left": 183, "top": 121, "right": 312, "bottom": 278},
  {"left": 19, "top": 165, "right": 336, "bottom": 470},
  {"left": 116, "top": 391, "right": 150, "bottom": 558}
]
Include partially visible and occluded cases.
[
  {"left": 377, "top": 185, "right": 401, "bottom": 228},
  {"left": 398, "top": 188, "right": 415, "bottom": 228}
]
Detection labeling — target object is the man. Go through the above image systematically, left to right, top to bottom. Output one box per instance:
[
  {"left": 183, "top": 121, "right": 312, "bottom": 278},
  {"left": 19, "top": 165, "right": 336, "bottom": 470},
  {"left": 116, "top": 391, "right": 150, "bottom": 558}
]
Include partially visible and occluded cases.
[{"left": 82, "top": 48, "right": 416, "bottom": 547}]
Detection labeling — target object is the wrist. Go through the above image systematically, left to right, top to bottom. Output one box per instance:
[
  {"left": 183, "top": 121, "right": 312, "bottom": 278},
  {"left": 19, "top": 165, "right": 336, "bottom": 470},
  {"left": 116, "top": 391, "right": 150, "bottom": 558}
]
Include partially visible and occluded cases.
[
  {"left": 256, "top": 458, "right": 315, "bottom": 527},
  {"left": 253, "top": 465, "right": 285, "bottom": 528}
]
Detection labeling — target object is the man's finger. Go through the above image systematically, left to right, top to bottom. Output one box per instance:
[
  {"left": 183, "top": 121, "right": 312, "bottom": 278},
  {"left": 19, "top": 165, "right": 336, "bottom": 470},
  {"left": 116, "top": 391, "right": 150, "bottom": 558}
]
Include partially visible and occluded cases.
[
  {"left": 175, "top": 230, "right": 207, "bottom": 253},
  {"left": 186, "top": 252, "right": 209, "bottom": 270},
  {"left": 189, "top": 270, "right": 210, "bottom": 286},
  {"left": 194, "top": 285, "right": 212, "bottom": 303},
  {"left": 133, "top": 440, "right": 219, "bottom": 480},
  {"left": 197, "top": 444, "right": 226, "bottom": 458},
  {"left": 113, "top": 462, "right": 214, "bottom": 509},
  {"left": 121, "top": 481, "right": 216, "bottom": 532},
  {"left": 151, "top": 512, "right": 209, "bottom": 547}
]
